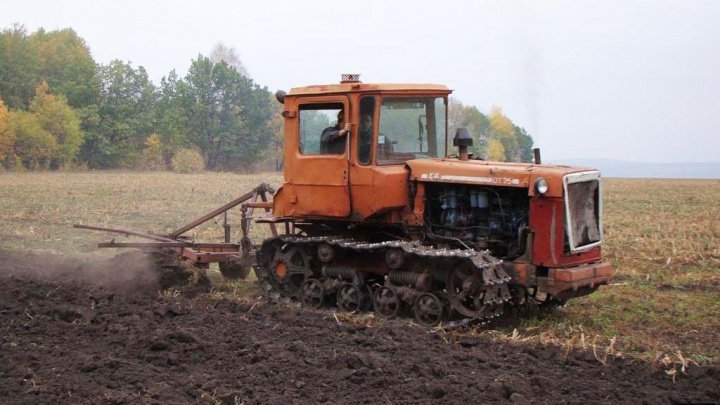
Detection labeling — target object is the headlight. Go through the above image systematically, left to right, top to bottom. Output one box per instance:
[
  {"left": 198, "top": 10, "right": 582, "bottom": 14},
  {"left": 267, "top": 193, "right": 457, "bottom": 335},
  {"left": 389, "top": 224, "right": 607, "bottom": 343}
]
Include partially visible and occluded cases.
[{"left": 535, "top": 178, "right": 548, "bottom": 195}]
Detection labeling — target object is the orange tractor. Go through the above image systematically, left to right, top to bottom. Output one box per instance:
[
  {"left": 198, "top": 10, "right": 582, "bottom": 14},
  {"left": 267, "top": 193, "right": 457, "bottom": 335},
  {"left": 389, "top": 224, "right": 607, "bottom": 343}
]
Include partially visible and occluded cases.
[{"left": 78, "top": 75, "right": 612, "bottom": 325}]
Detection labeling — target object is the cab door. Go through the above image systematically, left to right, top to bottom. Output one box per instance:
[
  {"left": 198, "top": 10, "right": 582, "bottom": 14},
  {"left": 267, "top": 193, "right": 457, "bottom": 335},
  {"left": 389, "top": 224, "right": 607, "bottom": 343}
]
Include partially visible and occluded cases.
[
  {"left": 349, "top": 95, "right": 376, "bottom": 219},
  {"left": 284, "top": 96, "right": 351, "bottom": 217}
]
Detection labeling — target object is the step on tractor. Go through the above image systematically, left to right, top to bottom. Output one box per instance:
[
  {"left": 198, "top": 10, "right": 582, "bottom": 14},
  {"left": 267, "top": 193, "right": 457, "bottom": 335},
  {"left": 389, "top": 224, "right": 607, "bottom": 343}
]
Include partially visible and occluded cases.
[{"left": 77, "top": 74, "right": 612, "bottom": 326}]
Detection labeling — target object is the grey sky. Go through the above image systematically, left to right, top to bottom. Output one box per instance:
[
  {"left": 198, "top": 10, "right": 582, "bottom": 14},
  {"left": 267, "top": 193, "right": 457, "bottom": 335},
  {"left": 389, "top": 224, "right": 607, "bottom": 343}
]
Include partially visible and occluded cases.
[{"left": 2, "top": 0, "right": 718, "bottom": 163}]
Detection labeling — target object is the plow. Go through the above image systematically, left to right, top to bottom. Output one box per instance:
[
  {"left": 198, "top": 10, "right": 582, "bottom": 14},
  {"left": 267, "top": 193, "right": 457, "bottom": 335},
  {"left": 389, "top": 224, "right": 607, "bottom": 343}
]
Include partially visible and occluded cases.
[{"left": 77, "top": 183, "right": 276, "bottom": 280}]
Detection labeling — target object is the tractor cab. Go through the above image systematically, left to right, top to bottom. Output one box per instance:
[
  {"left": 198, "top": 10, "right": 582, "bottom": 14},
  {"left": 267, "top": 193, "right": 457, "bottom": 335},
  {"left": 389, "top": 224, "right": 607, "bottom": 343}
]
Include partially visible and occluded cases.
[{"left": 273, "top": 75, "right": 451, "bottom": 221}]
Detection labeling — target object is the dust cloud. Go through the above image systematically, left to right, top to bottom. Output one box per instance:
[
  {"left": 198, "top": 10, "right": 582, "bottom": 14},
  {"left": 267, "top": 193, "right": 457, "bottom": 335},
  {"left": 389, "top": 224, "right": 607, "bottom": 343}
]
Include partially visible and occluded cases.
[{"left": 0, "top": 249, "right": 160, "bottom": 295}]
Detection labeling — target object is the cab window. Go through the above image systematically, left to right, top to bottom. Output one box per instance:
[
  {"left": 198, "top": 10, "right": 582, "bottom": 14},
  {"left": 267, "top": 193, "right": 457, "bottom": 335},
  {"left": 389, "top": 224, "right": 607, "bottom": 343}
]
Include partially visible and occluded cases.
[
  {"left": 377, "top": 97, "right": 446, "bottom": 164},
  {"left": 298, "top": 103, "right": 344, "bottom": 155}
]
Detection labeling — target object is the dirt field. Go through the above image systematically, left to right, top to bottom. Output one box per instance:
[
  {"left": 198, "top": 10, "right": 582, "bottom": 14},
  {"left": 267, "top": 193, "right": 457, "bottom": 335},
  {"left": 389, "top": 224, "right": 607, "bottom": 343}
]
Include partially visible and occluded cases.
[{"left": 1, "top": 251, "right": 718, "bottom": 404}]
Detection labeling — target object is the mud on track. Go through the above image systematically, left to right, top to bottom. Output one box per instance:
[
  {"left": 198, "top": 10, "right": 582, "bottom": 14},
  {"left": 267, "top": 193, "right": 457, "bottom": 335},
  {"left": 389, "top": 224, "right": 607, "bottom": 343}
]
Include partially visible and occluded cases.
[{"left": 0, "top": 252, "right": 718, "bottom": 404}]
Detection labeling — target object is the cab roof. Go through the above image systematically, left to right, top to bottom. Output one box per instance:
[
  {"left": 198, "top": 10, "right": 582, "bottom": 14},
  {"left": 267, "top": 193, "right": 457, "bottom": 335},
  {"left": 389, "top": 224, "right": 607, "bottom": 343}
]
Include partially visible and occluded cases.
[{"left": 288, "top": 82, "right": 452, "bottom": 96}]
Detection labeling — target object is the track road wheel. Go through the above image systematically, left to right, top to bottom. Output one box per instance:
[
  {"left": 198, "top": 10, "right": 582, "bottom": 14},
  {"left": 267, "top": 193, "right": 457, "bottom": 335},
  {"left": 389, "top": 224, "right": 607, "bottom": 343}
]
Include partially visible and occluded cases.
[
  {"left": 219, "top": 260, "right": 252, "bottom": 280},
  {"left": 446, "top": 263, "right": 484, "bottom": 318},
  {"left": 301, "top": 279, "right": 325, "bottom": 309},
  {"left": 336, "top": 282, "right": 370, "bottom": 312},
  {"left": 373, "top": 286, "right": 401, "bottom": 319},
  {"left": 413, "top": 293, "right": 444, "bottom": 326}
]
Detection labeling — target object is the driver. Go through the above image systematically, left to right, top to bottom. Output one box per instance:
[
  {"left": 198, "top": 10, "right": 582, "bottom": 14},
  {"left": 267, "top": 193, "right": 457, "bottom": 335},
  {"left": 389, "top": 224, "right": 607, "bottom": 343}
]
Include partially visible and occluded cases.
[
  {"left": 320, "top": 111, "right": 351, "bottom": 154},
  {"left": 358, "top": 112, "right": 373, "bottom": 164}
]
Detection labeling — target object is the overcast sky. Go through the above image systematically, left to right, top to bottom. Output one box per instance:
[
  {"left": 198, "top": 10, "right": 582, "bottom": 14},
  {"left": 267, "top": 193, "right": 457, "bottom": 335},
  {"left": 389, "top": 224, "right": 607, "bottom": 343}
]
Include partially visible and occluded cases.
[{"left": 2, "top": 0, "right": 718, "bottom": 163}]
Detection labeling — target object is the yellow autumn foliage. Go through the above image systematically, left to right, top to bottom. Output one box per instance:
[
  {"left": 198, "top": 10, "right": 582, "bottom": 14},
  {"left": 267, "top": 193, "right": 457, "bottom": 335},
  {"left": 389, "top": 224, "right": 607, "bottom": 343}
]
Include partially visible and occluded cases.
[
  {"left": 0, "top": 98, "right": 12, "bottom": 161},
  {"left": 141, "top": 134, "right": 166, "bottom": 170},
  {"left": 486, "top": 139, "right": 506, "bottom": 161}
]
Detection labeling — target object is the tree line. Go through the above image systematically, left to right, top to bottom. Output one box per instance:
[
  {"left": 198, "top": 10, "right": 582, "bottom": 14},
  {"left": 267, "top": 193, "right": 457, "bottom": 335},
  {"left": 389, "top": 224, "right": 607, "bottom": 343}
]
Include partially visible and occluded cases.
[
  {"left": 0, "top": 25, "right": 533, "bottom": 172},
  {"left": 0, "top": 25, "right": 279, "bottom": 171},
  {"left": 448, "top": 99, "right": 534, "bottom": 162}
]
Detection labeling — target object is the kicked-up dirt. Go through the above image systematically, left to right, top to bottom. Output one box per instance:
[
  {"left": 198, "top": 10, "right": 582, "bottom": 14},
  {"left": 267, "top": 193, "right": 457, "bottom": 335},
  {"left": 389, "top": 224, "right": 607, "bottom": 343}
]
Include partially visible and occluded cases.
[{"left": 0, "top": 251, "right": 718, "bottom": 404}]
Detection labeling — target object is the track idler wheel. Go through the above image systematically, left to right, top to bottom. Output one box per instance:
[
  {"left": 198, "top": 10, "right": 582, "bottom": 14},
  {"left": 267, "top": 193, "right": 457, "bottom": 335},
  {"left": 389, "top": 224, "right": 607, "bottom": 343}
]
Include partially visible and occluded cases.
[
  {"left": 269, "top": 245, "right": 312, "bottom": 298},
  {"left": 301, "top": 279, "right": 325, "bottom": 309},
  {"left": 336, "top": 282, "right": 371, "bottom": 312},
  {"left": 373, "top": 286, "right": 401, "bottom": 319},
  {"left": 413, "top": 292, "right": 444, "bottom": 326}
]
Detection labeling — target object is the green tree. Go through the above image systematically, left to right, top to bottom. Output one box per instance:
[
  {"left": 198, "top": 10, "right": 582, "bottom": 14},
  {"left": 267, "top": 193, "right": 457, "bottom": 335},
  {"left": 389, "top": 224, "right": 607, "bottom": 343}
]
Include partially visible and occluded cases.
[
  {"left": 0, "top": 25, "right": 40, "bottom": 109},
  {"left": 0, "top": 26, "right": 98, "bottom": 111},
  {"left": 28, "top": 28, "right": 98, "bottom": 109},
  {"left": 171, "top": 55, "right": 274, "bottom": 170},
  {"left": 80, "top": 60, "right": 156, "bottom": 168},
  {"left": 155, "top": 70, "right": 190, "bottom": 160},
  {"left": 29, "top": 82, "right": 84, "bottom": 167},
  {"left": 267, "top": 93, "right": 285, "bottom": 170},
  {"left": 7, "top": 110, "right": 57, "bottom": 169},
  {"left": 515, "top": 125, "right": 534, "bottom": 163}
]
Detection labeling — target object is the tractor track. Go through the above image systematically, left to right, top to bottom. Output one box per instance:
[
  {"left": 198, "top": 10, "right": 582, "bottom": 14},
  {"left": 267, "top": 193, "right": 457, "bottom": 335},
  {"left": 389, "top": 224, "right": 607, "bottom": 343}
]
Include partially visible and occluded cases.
[{"left": 257, "top": 235, "right": 516, "bottom": 326}]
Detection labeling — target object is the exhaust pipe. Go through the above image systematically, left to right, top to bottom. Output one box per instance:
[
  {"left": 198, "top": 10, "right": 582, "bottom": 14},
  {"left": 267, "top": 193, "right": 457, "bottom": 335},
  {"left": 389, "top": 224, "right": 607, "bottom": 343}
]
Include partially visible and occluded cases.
[
  {"left": 453, "top": 128, "right": 473, "bottom": 161},
  {"left": 533, "top": 148, "right": 542, "bottom": 164}
]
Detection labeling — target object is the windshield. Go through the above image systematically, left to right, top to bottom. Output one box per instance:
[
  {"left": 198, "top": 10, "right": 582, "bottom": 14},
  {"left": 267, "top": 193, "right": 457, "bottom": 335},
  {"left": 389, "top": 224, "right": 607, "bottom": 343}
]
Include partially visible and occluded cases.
[{"left": 377, "top": 97, "right": 446, "bottom": 165}]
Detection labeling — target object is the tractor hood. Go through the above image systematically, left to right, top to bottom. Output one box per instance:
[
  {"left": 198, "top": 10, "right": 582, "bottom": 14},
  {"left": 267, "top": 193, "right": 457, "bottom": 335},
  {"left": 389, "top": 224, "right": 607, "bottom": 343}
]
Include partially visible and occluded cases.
[{"left": 406, "top": 159, "right": 598, "bottom": 198}]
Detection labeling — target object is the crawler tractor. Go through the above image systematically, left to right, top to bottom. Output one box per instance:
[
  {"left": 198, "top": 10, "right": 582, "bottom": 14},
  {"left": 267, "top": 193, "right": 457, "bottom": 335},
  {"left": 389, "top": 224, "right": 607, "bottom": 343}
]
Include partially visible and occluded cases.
[{"left": 78, "top": 74, "right": 612, "bottom": 326}]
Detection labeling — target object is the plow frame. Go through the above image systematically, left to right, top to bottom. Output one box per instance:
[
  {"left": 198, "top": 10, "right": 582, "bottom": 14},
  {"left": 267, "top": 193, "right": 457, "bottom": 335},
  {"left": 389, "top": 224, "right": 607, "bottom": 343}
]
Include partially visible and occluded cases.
[{"left": 75, "top": 183, "right": 283, "bottom": 267}]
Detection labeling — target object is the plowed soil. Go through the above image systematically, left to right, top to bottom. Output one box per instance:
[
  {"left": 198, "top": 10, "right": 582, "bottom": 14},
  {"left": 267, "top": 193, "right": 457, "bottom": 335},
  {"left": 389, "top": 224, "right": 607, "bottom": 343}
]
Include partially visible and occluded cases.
[{"left": 1, "top": 251, "right": 717, "bottom": 404}]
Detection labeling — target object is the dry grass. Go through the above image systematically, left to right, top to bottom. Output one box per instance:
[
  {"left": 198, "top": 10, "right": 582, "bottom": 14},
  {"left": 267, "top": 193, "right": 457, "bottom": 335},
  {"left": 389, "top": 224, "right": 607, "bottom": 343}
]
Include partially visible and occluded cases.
[
  {"left": 0, "top": 171, "right": 282, "bottom": 255},
  {"left": 0, "top": 173, "right": 718, "bottom": 362}
]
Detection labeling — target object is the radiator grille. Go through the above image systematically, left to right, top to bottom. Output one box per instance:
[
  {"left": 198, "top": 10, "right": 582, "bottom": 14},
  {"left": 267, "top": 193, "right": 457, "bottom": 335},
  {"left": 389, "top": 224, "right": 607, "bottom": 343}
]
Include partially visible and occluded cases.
[{"left": 564, "top": 172, "right": 602, "bottom": 252}]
